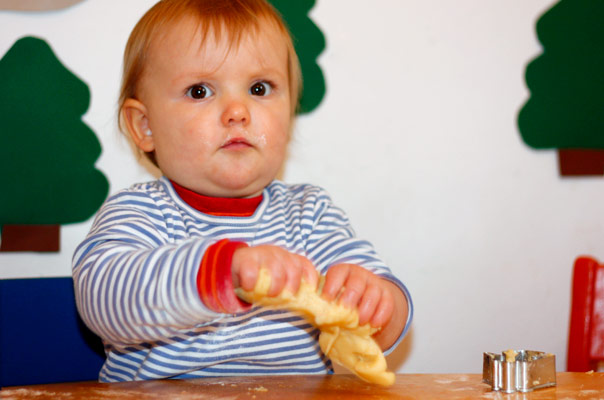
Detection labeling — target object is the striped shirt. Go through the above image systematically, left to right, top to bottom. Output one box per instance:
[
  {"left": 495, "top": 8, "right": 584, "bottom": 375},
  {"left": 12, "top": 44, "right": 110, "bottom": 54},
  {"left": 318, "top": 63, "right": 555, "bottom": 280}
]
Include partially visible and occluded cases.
[{"left": 72, "top": 177, "right": 412, "bottom": 382}]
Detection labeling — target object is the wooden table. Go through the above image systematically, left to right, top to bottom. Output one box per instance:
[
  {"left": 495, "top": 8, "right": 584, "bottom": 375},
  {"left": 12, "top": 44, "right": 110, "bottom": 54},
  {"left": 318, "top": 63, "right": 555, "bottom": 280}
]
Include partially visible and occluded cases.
[{"left": 1, "top": 373, "right": 603, "bottom": 399}]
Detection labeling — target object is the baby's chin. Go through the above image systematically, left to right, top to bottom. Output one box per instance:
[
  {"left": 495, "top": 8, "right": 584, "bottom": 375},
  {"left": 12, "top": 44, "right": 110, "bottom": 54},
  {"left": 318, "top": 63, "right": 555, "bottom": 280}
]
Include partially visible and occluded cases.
[
  {"left": 215, "top": 171, "right": 279, "bottom": 198},
  {"left": 178, "top": 178, "right": 270, "bottom": 198},
  {"left": 216, "top": 181, "right": 269, "bottom": 199}
]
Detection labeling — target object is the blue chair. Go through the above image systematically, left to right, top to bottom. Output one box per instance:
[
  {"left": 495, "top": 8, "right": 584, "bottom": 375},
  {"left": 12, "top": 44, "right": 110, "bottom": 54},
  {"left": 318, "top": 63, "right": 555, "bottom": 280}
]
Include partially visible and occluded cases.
[{"left": 0, "top": 277, "right": 105, "bottom": 387}]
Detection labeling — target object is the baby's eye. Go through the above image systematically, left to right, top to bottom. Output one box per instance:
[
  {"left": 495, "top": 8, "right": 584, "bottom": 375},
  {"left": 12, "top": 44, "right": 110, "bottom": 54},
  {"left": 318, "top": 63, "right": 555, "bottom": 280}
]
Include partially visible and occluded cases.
[
  {"left": 249, "top": 81, "right": 273, "bottom": 97},
  {"left": 186, "top": 84, "right": 213, "bottom": 100}
]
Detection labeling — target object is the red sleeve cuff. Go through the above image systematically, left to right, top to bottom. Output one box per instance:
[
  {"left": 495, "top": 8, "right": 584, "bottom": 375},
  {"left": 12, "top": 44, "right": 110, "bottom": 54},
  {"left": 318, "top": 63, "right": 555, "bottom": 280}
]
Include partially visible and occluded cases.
[{"left": 197, "top": 239, "right": 251, "bottom": 314}]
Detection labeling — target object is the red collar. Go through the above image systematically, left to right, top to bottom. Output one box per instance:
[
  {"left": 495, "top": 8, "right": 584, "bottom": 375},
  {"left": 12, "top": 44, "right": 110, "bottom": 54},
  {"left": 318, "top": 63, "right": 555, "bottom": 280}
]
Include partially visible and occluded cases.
[{"left": 170, "top": 180, "right": 263, "bottom": 217}]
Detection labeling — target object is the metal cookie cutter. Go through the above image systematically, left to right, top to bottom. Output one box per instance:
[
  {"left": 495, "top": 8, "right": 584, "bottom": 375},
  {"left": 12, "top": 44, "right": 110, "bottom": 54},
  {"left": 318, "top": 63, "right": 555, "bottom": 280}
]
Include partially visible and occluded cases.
[{"left": 483, "top": 350, "right": 556, "bottom": 393}]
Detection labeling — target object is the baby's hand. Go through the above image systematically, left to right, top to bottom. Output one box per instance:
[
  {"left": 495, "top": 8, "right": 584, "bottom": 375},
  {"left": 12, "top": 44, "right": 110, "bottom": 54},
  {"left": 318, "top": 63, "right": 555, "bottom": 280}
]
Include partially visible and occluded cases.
[
  {"left": 232, "top": 245, "right": 318, "bottom": 297},
  {"left": 321, "top": 264, "right": 395, "bottom": 329}
]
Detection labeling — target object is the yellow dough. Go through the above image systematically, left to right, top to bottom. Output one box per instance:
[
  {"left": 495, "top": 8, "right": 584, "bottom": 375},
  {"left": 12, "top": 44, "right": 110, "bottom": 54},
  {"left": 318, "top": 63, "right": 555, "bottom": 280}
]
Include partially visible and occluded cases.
[
  {"left": 235, "top": 269, "right": 395, "bottom": 386},
  {"left": 504, "top": 349, "right": 518, "bottom": 363}
]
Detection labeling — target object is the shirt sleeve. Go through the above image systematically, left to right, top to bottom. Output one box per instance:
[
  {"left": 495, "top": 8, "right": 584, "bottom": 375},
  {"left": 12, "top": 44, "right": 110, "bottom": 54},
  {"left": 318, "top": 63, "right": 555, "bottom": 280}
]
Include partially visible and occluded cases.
[
  {"left": 303, "top": 187, "right": 413, "bottom": 354},
  {"left": 72, "top": 201, "right": 224, "bottom": 346},
  {"left": 197, "top": 238, "right": 251, "bottom": 314}
]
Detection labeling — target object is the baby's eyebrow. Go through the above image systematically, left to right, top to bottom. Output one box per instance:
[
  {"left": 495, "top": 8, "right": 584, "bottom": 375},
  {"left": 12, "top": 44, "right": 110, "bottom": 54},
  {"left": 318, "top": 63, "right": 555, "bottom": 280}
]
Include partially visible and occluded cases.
[
  {"left": 169, "top": 61, "right": 224, "bottom": 84},
  {"left": 247, "top": 66, "right": 287, "bottom": 80},
  {"left": 170, "top": 70, "right": 214, "bottom": 86}
]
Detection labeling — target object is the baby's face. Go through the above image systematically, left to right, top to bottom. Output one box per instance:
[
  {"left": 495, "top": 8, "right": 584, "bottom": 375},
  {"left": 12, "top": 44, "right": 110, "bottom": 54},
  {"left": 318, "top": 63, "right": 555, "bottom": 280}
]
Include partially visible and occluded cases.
[{"left": 136, "top": 16, "right": 292, "bottom": 197}]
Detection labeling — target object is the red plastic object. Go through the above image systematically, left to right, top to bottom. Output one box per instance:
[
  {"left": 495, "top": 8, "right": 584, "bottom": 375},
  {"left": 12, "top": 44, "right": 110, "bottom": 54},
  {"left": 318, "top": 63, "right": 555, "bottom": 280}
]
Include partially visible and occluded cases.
[{"left": 567, "top": 256, "right": 604, "bottom": 371}]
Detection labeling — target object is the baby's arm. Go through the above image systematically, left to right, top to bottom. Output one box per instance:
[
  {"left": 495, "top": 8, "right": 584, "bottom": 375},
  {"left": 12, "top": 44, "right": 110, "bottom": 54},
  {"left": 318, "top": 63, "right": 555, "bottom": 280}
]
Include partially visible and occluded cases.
[
  {"left": 301, "top": 186, "right": 413, "bottom": 353},
  {"left": 73, "top": 200, "right": 319, "bottom": 346},
  {"left": 73, "top": 203, "right": 229, "bottom": 345},
  {"left": 321, "top": 264, "right": 409, "bottom": 350}
]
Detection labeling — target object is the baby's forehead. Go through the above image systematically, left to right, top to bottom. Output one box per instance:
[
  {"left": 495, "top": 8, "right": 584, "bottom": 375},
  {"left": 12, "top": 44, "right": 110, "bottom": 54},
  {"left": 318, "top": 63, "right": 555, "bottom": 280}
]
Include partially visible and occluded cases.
[
  {"left": 152, "top": 13, "right": 285, "bottom": 53},
  {"left": 140, "top": 14, "right": 290, "bottom": 84},
  {"left": 145, "top": 17, "right": 285, "bottom": 71}
]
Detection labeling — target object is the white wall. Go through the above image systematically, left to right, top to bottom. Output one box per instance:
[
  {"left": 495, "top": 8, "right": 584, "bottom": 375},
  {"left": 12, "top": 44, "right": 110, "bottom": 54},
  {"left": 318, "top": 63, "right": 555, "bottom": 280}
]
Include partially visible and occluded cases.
[{"left": 2, "top": 0, "right": 601, "bottom": 374}]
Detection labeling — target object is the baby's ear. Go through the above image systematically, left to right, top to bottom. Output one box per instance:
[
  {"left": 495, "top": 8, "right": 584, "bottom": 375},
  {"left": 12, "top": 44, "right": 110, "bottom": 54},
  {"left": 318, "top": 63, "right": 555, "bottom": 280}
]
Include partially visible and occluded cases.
[{"left": 121, "top": 98, "right": 154, "bottom": 152}]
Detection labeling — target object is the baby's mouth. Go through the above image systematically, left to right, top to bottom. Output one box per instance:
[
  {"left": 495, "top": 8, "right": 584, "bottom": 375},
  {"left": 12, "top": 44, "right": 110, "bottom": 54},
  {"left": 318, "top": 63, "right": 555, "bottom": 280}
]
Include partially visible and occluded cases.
[{"left": 221, "top": 137, "right": 253, "bottom": 150}]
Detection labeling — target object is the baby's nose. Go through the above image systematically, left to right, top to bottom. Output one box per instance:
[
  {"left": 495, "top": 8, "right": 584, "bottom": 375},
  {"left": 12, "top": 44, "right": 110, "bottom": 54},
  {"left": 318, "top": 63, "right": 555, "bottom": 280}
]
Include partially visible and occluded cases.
[{"left": 221, "top": 98, "right": 250, "bottom": 126}]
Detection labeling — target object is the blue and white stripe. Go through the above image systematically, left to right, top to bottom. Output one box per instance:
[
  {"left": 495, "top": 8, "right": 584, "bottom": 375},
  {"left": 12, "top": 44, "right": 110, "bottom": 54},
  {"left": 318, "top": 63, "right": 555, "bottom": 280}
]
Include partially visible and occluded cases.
[{"left": 72, "top": 177, "right": 412, "bottom": 382}]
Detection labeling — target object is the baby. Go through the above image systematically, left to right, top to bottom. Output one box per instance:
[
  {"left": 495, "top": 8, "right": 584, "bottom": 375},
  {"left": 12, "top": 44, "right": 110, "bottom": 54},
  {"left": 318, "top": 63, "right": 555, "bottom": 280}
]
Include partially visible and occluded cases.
[{"left": 73, "top": 0, "right": 412, "bottom": 382}]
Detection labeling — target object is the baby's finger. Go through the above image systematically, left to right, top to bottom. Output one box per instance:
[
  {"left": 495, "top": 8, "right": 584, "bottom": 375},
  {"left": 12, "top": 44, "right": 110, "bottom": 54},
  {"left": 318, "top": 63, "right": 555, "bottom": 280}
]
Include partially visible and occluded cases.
[
  {"left": 283, "top": 255, "right": 304, "bottom": 294},
  {"left": 300, "top": 257, "right": 319, "bottom": 289},
  {"left": 236, "top": 259, "right": 259, "bottom": 292},
  {"left": 265, "top": 259, "right": 286, "bottom": 297},
  {"left": 321, "top": 264, "right": 350, "bottom": 301},
  {"left": 338, "top": 269, "right": 367, "bottom": 308},
  {"left": 357, "top": 283, "right": 381, "bottom": 326},
  {"left": 370, "top": 287, "right": 395, "bottom": 328}
]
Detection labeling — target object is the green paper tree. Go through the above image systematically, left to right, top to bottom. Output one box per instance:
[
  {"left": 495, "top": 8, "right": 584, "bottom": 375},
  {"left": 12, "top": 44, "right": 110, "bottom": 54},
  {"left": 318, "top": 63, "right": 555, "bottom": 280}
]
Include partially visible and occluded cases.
[
  {"left": 269, "top": 0, "right": 326, "bottom": 114},
  {"left": 518, "top": 0, "right": 604, "bottom": 176},
  {"left": 0, "top": 36, "right": 109, "bottom": 252}
]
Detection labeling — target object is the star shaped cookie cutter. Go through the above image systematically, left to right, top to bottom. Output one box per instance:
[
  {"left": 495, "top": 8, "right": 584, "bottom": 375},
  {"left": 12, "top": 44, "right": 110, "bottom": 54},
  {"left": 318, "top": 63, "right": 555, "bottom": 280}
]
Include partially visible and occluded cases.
[{"left": 482, "top": 350, "right": 556, "bottom": 393}]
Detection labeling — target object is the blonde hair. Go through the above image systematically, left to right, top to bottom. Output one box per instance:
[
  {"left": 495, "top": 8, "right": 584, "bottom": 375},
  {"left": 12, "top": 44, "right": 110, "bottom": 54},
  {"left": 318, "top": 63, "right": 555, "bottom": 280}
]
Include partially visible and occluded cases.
[{"left": 118, "top": 0, "right": 302, "bottom": 165}]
